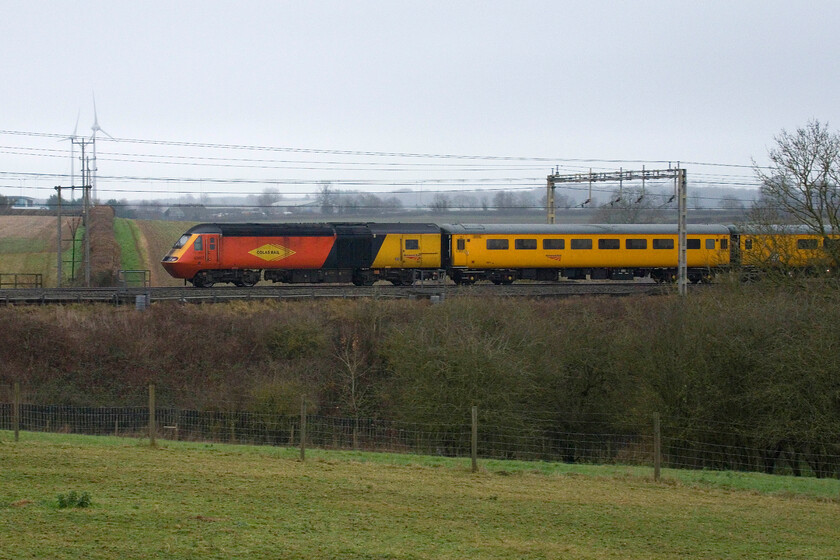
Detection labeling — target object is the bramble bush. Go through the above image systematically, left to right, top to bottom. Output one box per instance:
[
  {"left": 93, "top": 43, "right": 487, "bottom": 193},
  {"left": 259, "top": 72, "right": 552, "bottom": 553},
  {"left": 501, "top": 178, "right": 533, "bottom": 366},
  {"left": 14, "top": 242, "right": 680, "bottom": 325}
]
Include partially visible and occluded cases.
[{"left": 1, "top": 284, "right": 839, "bottom": 471}]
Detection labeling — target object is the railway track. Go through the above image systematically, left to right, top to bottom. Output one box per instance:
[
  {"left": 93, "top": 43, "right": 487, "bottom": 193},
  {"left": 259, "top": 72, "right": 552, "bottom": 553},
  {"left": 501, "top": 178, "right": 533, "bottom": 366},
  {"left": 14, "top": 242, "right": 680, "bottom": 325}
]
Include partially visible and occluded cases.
[{"left": 0, "top": 281, "right": 686, "bottom": 306}]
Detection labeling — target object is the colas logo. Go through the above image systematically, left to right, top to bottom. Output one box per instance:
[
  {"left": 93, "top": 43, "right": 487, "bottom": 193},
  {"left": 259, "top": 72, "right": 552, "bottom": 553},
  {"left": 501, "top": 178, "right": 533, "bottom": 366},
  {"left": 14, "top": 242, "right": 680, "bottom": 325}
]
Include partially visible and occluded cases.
[{"left": 249, "top": 244, "right": 296, "bottom": 261}]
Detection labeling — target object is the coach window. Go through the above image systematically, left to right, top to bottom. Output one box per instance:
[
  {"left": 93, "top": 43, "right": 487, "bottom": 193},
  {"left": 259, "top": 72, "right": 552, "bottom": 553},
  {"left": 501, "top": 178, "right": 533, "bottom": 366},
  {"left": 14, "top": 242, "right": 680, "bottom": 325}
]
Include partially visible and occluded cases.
[
  {"left": 194, "top": 236, "right": 203, "bottom": 251},
  {"left": 209, "top": 238, "right": 216, "bottom": 250},
  {"left": 543, "top": 238, "right": 564, "bottom": 250},
  {"left": 825, "top": 238, "right": 839, "bottom": 249},
  {"left": 405, "top": 239, "right": 419, "bottom": 250},
  {"left": 456, "top": 239, "right": 465, "bottom": 250},
  {"left": 487, "top": 239, "right": 509, "bottom": 250},
  {"left": 515, "top": 239, "right": 537, "bottom": 250},
  {"left": 571, "top": 239, "right": 592, "bottom": 250},
  {"left": 598, "top": 239, "right": 620, "bottom": 250},
  {"left": 626, "top": 239, "right": 647, "bottom": 250},
  {"left": 652, "top": 239, "right": 674, "bottom": 250},
  {"left": 687, "top": 239, "right": 701, "bottom": 250},
  {"left": 705, "top": 239, "right": 715, "bottom": 249},
  {"left": 721, "top": 239, "right": 728, "bottom": 249},
  {"left": 744, "top": 239, "right": 753, "bottom": 250},
  {"left": 797, "top": 239, "right": 818, "bottom": 250}
]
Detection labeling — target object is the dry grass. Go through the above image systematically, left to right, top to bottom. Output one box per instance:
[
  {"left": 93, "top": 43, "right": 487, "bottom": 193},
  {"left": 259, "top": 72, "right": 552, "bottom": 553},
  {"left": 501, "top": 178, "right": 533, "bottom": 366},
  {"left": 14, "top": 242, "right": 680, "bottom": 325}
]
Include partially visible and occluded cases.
[
  {"left": 0, "top": 215, "right": 80, "bottom": 286},
  {"left": 134, "top": 219, "right": 197, "bottom": 285}
]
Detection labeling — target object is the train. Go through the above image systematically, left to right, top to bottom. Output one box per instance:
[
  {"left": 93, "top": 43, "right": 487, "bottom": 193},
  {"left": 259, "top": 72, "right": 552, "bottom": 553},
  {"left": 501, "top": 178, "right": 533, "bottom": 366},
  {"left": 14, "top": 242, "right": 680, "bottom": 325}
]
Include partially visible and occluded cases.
[{"left": 160, "top": 222, "right": 839, "bottom": 287}]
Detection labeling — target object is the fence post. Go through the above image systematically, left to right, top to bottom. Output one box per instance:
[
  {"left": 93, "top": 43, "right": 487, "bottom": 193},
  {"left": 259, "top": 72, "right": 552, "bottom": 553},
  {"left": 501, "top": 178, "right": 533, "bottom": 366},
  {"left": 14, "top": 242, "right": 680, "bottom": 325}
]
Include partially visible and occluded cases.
[
  {"left": 13, "top": 382, "right": 20, "bottom": 442},
  {"left": 149, "top": 384, "right": 156, "bottom": 447},
  {"left": 300, "top": 397, "right": 307, "bottom": 462},
  {"left": 471, "top": 405, "right": 478, "bottom": 473},
  {"left": 653, "top": 412, "right": 661, "bottom": 482},
  {"left": 353, "top": 416, "right": 359, "bottom": 450}
]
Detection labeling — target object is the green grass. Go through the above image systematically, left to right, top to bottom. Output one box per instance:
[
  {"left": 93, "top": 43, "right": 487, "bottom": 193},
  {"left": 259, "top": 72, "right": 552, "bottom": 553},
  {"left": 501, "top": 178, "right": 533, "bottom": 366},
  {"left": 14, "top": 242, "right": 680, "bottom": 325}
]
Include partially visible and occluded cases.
[
  {"left": 113, "top": 218, "right": 143, "bottom": 270},
  {"left": 59, "top": 224, "right": 84, "bottom": 286},
  {"left": 0, "top": 238, "right": 47, "bottom": 253},
  {"left": 1, "top": 432, "right": 838, "bottom": 559}
]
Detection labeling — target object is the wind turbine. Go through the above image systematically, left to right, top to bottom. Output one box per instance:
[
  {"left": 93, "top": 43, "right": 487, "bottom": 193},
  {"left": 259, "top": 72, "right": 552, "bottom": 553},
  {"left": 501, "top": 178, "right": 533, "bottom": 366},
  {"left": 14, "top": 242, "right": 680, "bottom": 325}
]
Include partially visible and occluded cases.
[
  {"left": 89, "top": 94, "right": 114, "bottom": 203},
  {"left": 57, "top": 111, "right": 81, "bottom": 202}
]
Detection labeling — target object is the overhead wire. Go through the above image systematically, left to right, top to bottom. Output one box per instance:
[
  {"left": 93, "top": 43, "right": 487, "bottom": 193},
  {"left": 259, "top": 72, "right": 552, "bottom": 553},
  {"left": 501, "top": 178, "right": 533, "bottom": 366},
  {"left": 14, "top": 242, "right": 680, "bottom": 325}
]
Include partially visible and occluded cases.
[{"left": 0, "top": 128, "right": 770, "bottom": 212}]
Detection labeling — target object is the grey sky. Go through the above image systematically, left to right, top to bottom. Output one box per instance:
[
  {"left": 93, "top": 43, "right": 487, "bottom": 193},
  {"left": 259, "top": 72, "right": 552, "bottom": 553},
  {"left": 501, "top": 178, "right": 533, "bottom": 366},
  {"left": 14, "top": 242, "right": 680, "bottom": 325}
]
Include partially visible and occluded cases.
[{"left": 1, "top": 1, "right": 839, "bottom": 202}]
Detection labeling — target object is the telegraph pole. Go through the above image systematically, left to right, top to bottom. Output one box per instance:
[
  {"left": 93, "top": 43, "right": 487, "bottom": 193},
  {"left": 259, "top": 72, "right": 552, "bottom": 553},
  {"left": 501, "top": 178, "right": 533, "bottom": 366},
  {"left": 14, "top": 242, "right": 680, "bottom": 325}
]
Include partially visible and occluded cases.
[
  {"left": 72, "top": 137, "right": 93, "bottom": 287},
  {"left": 83, "top": 158, "right": 91, "bottom": 287},
  {"left": 677, "top": 166, "right": 688, "bottom": 296},
  {"left": 55, "top": 186, "right": 62, "bottom": 288}
]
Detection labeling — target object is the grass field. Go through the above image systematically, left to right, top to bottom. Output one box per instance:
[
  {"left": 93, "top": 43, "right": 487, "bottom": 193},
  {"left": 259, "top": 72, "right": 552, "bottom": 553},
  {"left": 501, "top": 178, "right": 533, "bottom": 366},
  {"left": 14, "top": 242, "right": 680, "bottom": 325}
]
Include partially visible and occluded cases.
[
  {"left": 0, "top": 215, "right": 83, "bottom": 287},
  {"left": 0, "top": 215, "right": 194, "bottom": 287},
  {"left": 113, "top": 218, "right": 144, "bottom": 271},
  {"left": 133, "top": 219, "right": 196, "bottom": 286},
  {"left": 1, "top": 432, "right": 838, "bottom": 559}
]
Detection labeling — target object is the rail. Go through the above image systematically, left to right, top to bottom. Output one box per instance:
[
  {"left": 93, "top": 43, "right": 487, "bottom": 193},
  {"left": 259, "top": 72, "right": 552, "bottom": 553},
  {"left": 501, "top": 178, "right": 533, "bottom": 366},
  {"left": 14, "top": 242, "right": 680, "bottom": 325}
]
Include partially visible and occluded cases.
[{"left": 0, "top": 282, "right": 672, "bottom": 306}]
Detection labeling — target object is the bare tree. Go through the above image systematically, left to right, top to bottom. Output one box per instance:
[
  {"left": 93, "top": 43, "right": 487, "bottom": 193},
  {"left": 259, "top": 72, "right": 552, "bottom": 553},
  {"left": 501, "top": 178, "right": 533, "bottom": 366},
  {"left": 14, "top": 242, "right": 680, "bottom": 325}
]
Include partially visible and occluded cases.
[
  {"left": 753, "top": 120, "right": 840, "bottom": 267},
  {"left": 754, "top": 120, "right": 840, "bottom": 233},
  {"left": 317, "top": 182, "right": 337, "bottom": 215},
  {"left": 257, "top": 187, "right": 282, "bottom": 214},
  {"left": 492, "top": 190, "right": 516, "bottom": 213},
  {"left": 430, "top": 193, "right": 451, "bottom": 212},
  {"left": 720, "top": 195, "right": 745, "bottom": 211},
  {"left": 334, "top": 329, "right": 371, "bottom": 419}
]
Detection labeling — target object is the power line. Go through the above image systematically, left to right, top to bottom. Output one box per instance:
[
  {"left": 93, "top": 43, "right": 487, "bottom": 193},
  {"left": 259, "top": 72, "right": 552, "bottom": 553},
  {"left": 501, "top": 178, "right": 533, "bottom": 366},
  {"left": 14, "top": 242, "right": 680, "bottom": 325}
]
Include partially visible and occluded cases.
[{"left": 0, "top": 128, "right": 759, "bottom": 168}]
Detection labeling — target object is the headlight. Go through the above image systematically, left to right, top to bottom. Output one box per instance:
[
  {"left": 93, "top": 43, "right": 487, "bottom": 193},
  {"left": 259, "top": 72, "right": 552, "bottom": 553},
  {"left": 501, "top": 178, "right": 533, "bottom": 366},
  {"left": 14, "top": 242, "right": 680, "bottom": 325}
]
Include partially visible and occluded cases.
[{"left": 162, "top": 256, "right": 179, "bottom": 262}]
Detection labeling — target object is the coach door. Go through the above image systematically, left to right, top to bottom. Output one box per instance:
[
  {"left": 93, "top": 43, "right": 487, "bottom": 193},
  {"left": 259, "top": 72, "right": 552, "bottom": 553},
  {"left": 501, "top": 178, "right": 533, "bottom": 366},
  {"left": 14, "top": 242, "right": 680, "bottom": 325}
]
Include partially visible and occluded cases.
[
  {"left": 205, "top": 234, "right": 220, "bottom": 265},
  {"left": 401, "top": 236, "right": 422, "bottom": 267},
  {"left": 402, "top": 236, "right": 439, "bottom": 267}
]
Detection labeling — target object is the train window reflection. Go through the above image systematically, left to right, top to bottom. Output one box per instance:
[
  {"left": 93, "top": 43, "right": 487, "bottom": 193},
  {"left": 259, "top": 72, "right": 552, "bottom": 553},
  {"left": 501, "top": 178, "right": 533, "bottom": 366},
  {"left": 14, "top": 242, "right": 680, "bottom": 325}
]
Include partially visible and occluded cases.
[
  {"left": 174, "top": 235, "right": 190, "bottom": 249},
  {"left": 194, "top": 236, "right": 203, "bottom": 251},
  {"left": 405, "top": 239, "right": 419, "bottom": 250},
  {"left": 487, "top": 239, "right": 509, "bottom": 250},
  {"left": 515, "top": 239, "right": 537, "bottom": 250},
  {"left": 543, "top": 239, "right": 564, "bottom": 250},
  {"left": 571, "top": 239, "right": 592, "bottom": 250},
  {"left": 598, "top": 239, "right": 620, "bottom": 250},
  {"left": 626, "top": 239, "right": 647, "bottom": 250},
  {"left": 653, "top": 239, "right": 674, "bottom": 250},
  {"left": 706, "top": 239, "right": 715, "bottom": 249}
]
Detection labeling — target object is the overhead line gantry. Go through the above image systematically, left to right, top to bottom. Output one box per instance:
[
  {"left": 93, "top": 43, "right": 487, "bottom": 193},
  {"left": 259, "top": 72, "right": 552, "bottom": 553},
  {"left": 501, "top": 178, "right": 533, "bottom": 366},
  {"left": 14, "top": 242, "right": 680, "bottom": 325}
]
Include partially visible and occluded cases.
[{"left": 546, "top": 166, "right": 688, "bottom": 296}]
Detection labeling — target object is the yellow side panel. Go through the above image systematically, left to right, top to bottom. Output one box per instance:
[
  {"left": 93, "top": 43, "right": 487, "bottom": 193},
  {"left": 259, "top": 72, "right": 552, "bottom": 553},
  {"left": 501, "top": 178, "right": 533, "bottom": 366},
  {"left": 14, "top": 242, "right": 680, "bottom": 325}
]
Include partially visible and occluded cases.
[
  {"left": 372, "top": 234, "right": 441, "bottom": 268},
  {"left": 451, "top": 234, "right": 730, "bottom": 269},
  {"left": 741, "top": 234, "right": 831, "bottom": 268}
]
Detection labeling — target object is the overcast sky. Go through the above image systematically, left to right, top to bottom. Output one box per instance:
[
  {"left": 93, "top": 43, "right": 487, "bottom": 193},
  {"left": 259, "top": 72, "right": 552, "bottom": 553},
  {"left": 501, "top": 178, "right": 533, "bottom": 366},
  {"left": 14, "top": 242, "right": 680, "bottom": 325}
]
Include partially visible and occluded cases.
[{"left": 1, "top": 1, "right": 839, "bottom": 203}]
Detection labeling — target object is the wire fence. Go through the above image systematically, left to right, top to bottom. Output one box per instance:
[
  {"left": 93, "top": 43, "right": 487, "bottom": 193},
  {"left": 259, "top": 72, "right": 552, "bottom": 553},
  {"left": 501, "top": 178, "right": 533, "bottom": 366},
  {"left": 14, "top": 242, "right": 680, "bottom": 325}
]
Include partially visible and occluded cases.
[{"left": 1, "top": 384, "right": 839, "bottom": 479}]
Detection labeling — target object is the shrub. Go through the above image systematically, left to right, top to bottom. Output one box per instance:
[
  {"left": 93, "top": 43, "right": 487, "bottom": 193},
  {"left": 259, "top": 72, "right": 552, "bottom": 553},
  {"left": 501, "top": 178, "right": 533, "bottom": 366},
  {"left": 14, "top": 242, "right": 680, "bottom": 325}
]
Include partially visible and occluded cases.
[{"left": 57, "top": 491, "right": 91, "bottom": 509}]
